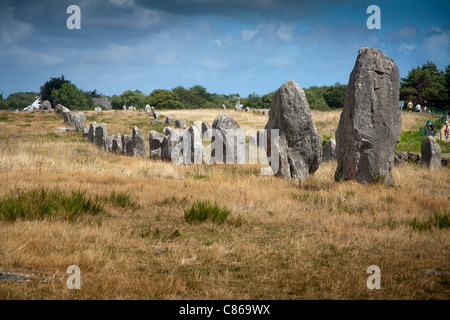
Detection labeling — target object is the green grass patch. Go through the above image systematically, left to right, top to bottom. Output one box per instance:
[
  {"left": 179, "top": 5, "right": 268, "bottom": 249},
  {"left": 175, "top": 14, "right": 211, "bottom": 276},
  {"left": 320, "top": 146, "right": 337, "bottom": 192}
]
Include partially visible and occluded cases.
[
  {"left": 396, "top": 130, "right": 450, "bottom": 155},
  {"left": 396, "top": 131, "right": 425, "bottom": 153},
  {"left": 0, "top": 189, "right": 104, "bottom": 223},
  {"left": 105, "top": 191, "right": 140, "bottom": 210},
  {"left": 184, "top": 200, "right": 230, "bottom": 224},
  {"left": 409, "top": 209, "right": 450, "bottom": 231}
]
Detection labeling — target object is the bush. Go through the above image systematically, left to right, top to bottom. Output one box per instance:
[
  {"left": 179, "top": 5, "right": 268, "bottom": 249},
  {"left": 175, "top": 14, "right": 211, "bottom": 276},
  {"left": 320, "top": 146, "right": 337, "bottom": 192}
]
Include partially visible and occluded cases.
[{"left": 184, "top": 200, "right": 230, "bottom": 224}]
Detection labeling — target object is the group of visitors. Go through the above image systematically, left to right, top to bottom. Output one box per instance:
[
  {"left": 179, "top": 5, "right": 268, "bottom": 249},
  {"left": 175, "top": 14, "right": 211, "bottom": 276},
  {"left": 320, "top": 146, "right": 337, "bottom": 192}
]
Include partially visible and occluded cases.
[{"left": 407, "top": 101, "right": 431, "bottom": 113}]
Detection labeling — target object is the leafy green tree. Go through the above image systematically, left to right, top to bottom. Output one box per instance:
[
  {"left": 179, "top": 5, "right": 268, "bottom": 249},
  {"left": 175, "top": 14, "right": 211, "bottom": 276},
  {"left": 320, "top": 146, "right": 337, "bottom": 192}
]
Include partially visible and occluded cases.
[
  {"left": 400, "top": 61, "right": 448, "bottom": 110},
  {"left": 40, "top": 75, "right": 71, "bottom": 107},
  {"left": 51, "top": 83, "right": 92, "bottom": 110},
  {"left": 323, "top": 84, "right": 347, "bottom": 109},
  {"left": 148, "top": 89, "right": 184, "bottom": 109},
  {"left": 110, "top": 90, "right": 147, "bottom": 109},
  {"left": 261, "top": 91, "right": 275, "bottom": 109},
  {"left": 4, "top": 92, "right": 39, "bottom": 109},
  {"left": 242, "top": 92, "right": 263, "bottom": 109}
]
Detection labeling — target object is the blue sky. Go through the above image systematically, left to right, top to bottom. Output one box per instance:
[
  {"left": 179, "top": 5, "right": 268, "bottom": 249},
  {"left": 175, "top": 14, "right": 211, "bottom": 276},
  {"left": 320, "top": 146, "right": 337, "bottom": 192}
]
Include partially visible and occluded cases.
[{"left": 0, "top": 0, "right": 449, "bottom": 99}]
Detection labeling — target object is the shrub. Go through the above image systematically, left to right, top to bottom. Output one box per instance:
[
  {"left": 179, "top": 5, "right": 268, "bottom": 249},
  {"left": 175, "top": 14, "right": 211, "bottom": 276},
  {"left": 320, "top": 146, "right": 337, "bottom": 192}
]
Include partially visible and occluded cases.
[{"left": 184, "top": 200, "right": 230, "bottom": 224}]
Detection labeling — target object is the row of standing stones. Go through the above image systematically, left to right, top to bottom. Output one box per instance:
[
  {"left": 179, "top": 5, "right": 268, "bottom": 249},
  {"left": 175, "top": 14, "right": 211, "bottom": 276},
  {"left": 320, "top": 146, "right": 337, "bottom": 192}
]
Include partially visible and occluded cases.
[{"left": 53, "top": 46, "right": 445, "bottom": 183}]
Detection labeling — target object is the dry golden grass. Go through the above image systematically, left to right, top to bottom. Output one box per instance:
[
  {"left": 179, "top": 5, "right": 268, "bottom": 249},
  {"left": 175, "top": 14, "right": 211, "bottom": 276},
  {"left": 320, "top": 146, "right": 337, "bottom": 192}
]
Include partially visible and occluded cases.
[{"left": 0, "top": 109, "right": 448, "bottom": 300}]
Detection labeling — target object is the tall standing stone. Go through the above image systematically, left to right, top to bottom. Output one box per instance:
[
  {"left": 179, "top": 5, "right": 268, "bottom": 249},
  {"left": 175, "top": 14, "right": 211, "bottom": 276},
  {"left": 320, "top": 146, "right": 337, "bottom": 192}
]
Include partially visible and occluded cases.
[
  {"left": 335, "top": 47, "right": 401, "bottom": 184},
  {"left": 265, "top": 80, "right": 322, "bottom": 180},
  {"left": 211, "top": 113, "right": 246, "bottom": 164},
  {"left": 88, "top": 122, "right": 98, "bottom": 143},
  {"left": 95, "top": 124, "right": 108, "bottom": 149},
  {"left": 128, "top": 127, "right": 147, "bottom": 158},
  {"left": 161, "top": 128, "right": 183, "bottom": 163},
  {"left": 149, "top": 130, "right": 165, "bottom": 159},
  {"left": 111, "top": 133, "right": 122, "bottom": 154},
  {"left": 122, "top": 134, "right": 132, "bottom": 155},
  {"left": 421, "top": 136, "right": 441, "bottom": 170}
]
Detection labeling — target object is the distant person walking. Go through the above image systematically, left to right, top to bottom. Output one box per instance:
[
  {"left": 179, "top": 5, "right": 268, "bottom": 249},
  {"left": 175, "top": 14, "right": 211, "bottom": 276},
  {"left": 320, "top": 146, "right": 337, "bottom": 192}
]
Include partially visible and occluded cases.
[
  {"left": 407, "top": 101, "right": 413, "bottom": 112},
  {"left": 415, "top": 104, "right": 421, "bottom": 112},
  {"left": 426, "top": 121, "right": 431, "bottom": 136},
  {"left": 430, "top": 122, "right": 435, "bottom": 136},
  {"left": 444, "top": 125, "right": 449, "bottom": 141}
]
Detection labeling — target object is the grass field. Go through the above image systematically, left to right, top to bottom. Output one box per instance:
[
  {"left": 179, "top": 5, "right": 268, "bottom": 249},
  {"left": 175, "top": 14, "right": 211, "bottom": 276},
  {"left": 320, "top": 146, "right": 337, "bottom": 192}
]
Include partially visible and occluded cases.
[{"left": 0, "top": 109, "right": 448, "bottom": 300}]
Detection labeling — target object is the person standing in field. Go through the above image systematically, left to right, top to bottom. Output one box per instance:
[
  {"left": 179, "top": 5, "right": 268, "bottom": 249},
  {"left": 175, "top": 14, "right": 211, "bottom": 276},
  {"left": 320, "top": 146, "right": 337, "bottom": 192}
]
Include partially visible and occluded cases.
[
  {"left": 407, "top": 101, "right": 413, "bottom": 112},
  {"left": 430, "top": 122, "right": 435, "bottom": 136},
  {"left": 445, "top": 125, "right": 449, "bottom": 141}
]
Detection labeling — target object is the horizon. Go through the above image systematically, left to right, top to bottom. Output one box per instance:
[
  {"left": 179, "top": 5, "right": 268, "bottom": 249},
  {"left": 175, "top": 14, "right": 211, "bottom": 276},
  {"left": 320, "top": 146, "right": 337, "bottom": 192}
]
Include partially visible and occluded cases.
[{"left": 0, "top": 0, "right": 449, "bottom": 98}]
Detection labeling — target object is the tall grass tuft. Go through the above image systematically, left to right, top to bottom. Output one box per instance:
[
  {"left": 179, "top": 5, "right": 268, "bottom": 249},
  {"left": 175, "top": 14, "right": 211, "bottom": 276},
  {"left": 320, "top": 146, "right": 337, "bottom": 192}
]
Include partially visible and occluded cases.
[
  {"left": 0, "top": 189, "right": 104, "bottom": 223},
  {"left": 184, "top": 200, "right": 230, "bottom": 224}
]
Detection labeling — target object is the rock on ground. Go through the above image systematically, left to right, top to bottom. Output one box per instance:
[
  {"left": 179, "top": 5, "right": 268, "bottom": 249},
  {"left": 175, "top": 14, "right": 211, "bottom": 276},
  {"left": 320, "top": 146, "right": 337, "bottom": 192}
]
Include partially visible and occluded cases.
[
  {"left": 335, "top": 47, "right": 401, "bottom": 184},
  {"left": 265, "top": 80, "right": 322, "bottom": 180}
]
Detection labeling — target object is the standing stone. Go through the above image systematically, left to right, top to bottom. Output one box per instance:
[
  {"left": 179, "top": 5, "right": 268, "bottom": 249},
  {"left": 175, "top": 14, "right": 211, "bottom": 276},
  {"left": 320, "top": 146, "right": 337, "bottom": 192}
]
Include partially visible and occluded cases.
[
  {"left": 335, "top": 47, "right": 401, "bottom": 184},
  {"left": 265, "top": 80, "right": 322, "bottom": 180},
  {"left": 41, "top": 100, "right": 52, "bottom": 111},
  {"left": 235, "top": 101, "right": 241, "bottom": 111},
  {"left": 55, "top": 104, "right": 64, "bottom": 114},
  {"left": 222, "top": 104, "right": 227, "bottom": 110},
  {"left": 123, "top": 105, "right": 127, "bottom": 111},
  {"left": 145, "top": 105, "right": 151, "bottom": 113},
  {"left": 61, "top": 107, "right": 70, "bottom": 118},
  {"left": 245, "top": 107, "right": 250, "bottom": 112},
  {"left": 252, "top": 108, "right": 256, "bottom": 113},
  {"left": 263, "top": 110, "right": 267, "bottom": 116},
  {"left": 153, "top": 111, "right": 159, "bottom": 120},
  {"left": 72, "top": 112, "right": 86, "bottom": 132},
  {"left": 211, "top": 113, "right": 246, "bottom": 164},
  {"left": 165, "top": 116, "right": 174, "bottom": 125},
  {"left": 175, "top": 119, "right": 186, "bottom": 129},
  {"left": 201, "top": 121, "right": 212, "bottom": 140},
  {"left": 88, "top": 122, "right": 98, "bottom": 143},
  {"left": 95, "top": 124, "right": 108, "bottom": 149},
  {"left": 82, "top": 125, "right": 89, "bottom": 137},
  {"left": 183, "top": 125, "right": 206, "bottom": 164},
  {"left": 126, "top": 127, "right": 147, "bottom": 158},
  {"left": 161, "top": 128, "right": 183, "bottom": 163},
  {"left": 149, "top": 130, "right": 165, "bottom": 159},
  {"left": 111, "top": 133, "right": 122, "bottom": 153},
  {"left": 122, "top": 134, "right": 132, "bottom": 155},
  {"left": 104, "top": 135, "right": 114, "bottom": 152},
  {"left": 421, "top": 136, "right": 441, "bottom": 170},
  {"left": 323, "top": 139, "right": 336, "bottom": 161}
]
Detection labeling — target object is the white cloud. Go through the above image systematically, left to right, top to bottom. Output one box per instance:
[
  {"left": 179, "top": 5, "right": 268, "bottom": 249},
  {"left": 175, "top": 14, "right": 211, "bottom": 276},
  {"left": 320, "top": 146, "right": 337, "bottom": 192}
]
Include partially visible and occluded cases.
[
  {"left": 276, "top": 22, "right": 296, "bottom": 42},
  {"left": 240, "top": 24, "right": 264, "bottom": 41}
]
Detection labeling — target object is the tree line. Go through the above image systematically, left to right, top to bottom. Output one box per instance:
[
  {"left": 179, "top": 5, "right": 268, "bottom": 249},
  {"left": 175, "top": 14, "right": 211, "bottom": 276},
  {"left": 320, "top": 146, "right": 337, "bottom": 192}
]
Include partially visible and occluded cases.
[{"left": 1, "top": 61, "right": 448, "bottom": 111}]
